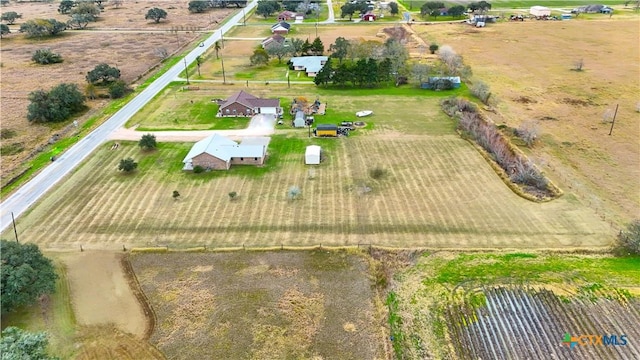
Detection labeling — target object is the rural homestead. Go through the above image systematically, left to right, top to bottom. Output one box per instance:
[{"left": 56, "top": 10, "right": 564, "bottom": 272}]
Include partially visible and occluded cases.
[
  {"left": 0, "top": 1, "right": 637, "bottom": 360},
  {"left": 182, "top": 134, "right": 269, "bottom": 170}
]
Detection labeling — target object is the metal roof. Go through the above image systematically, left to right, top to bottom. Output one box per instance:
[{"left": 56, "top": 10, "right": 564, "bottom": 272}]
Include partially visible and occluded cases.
[
  {"left": 290, "top": 56, "right": 328, "bottom": 74},
  {"left": 183, "top": 134, "right": 266, "bottom": 163}
]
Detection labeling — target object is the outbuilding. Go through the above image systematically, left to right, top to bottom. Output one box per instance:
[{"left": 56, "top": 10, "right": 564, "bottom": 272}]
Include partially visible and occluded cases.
[
  {"left": 530, "top": 6, "right": 551, "bottom": 17},
  {"left": 316, "top": 124, "right": 338, "bottom": 137},
  {"left": 305, "top": 145, "right": 321, "bottom": 165}
]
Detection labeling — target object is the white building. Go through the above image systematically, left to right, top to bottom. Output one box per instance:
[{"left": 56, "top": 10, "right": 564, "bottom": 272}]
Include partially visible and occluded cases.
[{"left": 305, "top": 145, "right": 321, "bottom": 165}]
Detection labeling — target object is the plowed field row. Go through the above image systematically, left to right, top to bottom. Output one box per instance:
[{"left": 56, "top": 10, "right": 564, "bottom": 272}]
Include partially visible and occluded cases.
[
  {"left": 9, "top": 132, "right": 611, "bottom": 249},
  {"left": 446, "top": 287, "right": 640, "bottom": 360}
]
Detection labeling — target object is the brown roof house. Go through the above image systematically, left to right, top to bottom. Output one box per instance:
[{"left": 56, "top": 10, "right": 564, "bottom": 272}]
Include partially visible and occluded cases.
[
  {"left": 278, "top": 11, "right": 299, "bottom": 21},
  {"left": 261, "top": 34, "right": 286, "bottom": 49},
  {"left": 217, "top": 90, "right": 281, "bottom": 117},
  {"left": 182, "top": 134, "right": 270, "bottom": 171}
]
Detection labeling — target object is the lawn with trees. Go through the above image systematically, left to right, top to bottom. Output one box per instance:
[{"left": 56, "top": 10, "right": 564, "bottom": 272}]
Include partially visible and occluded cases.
[{"left": 0, "top": 240, "right": 57, "bottom": 314}]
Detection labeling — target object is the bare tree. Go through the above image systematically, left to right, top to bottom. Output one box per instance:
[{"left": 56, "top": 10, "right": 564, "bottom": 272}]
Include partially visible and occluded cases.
[
  {"left": 112, "top": 0, "right": 123, "bottom": 8},
  {"left": 437, "top": 45, "right": 464, "bottom": 76},
  {"left": 154, "top": 47, "right": 169, "bottom": 59},
  {"left": 573, "top": 58, "right": 584, "bottom": 71},
  {"left": 470, "top": 80, "right": 491, "bottom": 105},
  {"left": 516, "top": 120, "right": 540, "bottom": 147}
]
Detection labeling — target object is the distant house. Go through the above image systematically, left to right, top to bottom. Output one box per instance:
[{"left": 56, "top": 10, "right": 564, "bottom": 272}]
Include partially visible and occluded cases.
[
  {"left": 530, "top": 6, "right": 551, "bottom": 17},
  {"left": 278, "top": 11, "right": 299, "bottom": 21},
  {"left": 362, "top": 12, "right": 376, "bottom": 21},
  {"left": 271, "top": 21, "right": 291, "bottom": 34},
  {"left": 262, "top": 34, "right": 286, "bottom": 48},
  {"left": 289, "top": 56, "right": 328, "bottom": 77},
  {"left": 420, "top": 76, "right": 461, "bottom": 90},
  {"left": 217, "top": 90, "right": 281, "bottom": 117},
  {"left": 182, "top": 134, "right": 270, "bottom": 171}
]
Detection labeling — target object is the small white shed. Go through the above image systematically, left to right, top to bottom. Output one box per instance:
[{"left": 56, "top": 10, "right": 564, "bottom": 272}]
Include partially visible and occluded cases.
[
  {"left": 530, "top": 6, "right": 551, "bottom": 17},
  {"left": 305, "top": 145, "right": 321, "bottom": 165}
]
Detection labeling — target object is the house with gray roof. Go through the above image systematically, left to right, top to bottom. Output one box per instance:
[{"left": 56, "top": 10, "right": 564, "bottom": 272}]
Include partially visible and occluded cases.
[
  {"left": 271, "top": 21, "right": 291, "bottom": 34},
  {"left": 289, "top": 56, "right": 328, "bottom": 77},
  {"left": 217, "top": 90, "right": 281, "bottom": 117},
  {"left": 182, "top": 134, "right": 269, "bottom": 171}
]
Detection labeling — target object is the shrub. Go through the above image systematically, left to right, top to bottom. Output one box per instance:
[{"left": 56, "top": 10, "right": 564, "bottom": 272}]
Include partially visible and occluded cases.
[
  {"left": 31, "top": 48, "right": 63, "bottom": 65},
  {"left": 108, "top": 80, "right": 128, "bottom": 99},
  {"left": 470, "top": 80, "right": 491, "bottom": 105},
  {"left": 515, "top": 120, "right": 540, "bottom": 147},
  {"left": 138, "top": 133, "right": 157, "bottom": 151},
  {"left": 118, "top": 157, "right": 137, "bottom": 173},
  {"left": 193, "top": 165, "right": 204, "bottom": 173},
  {"left": 369, "top": 167, "right": 387, "bottom": 180},
  {"left": 287, "top": 186, "right": 301, "bottom": 200},
  {"left": 228, "top": 191, "right": 237, "bottom": 200},
  {"left": 617, "top": 220, "right": 640, "bottom": 255}
]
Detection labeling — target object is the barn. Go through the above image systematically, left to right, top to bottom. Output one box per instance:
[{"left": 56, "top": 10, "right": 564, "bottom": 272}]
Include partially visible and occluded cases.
[
  {"left": 530, "top": 6, "right": 551, "bottom": 17},
  {"left": 316, "top": 124, "right": 338, "bottom": 137},
  {"left": 305, "top": 145, "right": 321, "bottom": 165}
]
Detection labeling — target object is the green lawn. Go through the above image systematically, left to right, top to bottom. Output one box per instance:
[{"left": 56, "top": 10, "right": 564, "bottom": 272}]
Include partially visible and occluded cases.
[{"left": 399, "top": 0, "right": 626, "bottom": 11}]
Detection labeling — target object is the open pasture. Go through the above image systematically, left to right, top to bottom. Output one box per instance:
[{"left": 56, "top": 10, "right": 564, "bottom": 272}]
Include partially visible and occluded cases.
[
  {"left": 0, "top": 0, "right": 227, "bottom": 177},
  {"left": 416, "top": 18, "right": 640, "bottom": 223},
  {"left": 5, "top": 91, "right": 613, "bottom": 250},
  {"left": 130, "top": 250, "right": 385, "bottom": 359}
]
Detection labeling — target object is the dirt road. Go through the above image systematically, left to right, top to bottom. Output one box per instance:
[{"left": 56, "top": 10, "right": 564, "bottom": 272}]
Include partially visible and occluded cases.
[{"left": 58, "top": 251, "right": 147, "bottom": 337}]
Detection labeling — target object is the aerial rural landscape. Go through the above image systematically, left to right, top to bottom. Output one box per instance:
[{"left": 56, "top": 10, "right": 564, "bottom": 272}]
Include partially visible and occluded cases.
[{"left": 0, "top": 0, "right": 638, "bottom": 359}]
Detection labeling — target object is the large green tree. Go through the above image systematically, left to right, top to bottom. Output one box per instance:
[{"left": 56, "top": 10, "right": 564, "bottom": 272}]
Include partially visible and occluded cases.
[
  {"left": 58, "top": 0, "right": 75, "bottom": 14},
  {"left": 188, "top": 0, "right": 209, "bottom": 13},
  {"left": 256, "top": 1, "right": 280, "bottom": 18},
  {"left": 70, "top": 2, "right": 100, "bottom": 21},
  {"left": 389, "top": 2, "right": 399, "bottom": 15},
  {"left": 340, "top": 3, "right": 356, "bottom": 20},
  {"left": 448, "top": 5, "right": 466, "bottom": 18},
  {"left": 145, "top": 7, "right": 167, "bottom": 23},
  {"left": 1, "top": 11, "right": 20, "bottom": 24},
  {"left": 19, "top": 19, "right": 67, "bottom": 37},
  {"left": 0, "top": 23, "right": 10, "bottom": 38},
  {"left": 311, "top": 37, "right": 324, "bottom": 55},
  {"left": 329, "top": 37, "right": 349, "bottom": 64},
  {"left": 265, "top": 41, "right": 292, "bottom": 64},
  {"left": 250, "top": 48, "right": 269, "bottom": 66},
  {"left": 86, "top": 63, "right": 120, "bottom": 84},
  {"left": 27, "top": 83, "right": 85, "bottom": 123},
  {"left": 138, "top": 133, "right": 157, "bottom": 151},
  {"left": 118, "top": 157, "right": 138, "bottom": 172},
  {"left": 0, "top": 241, "right": 57, "bottom": 314},
  {"left": 0, "top": 327, "right": 58, "bottom": 360}
]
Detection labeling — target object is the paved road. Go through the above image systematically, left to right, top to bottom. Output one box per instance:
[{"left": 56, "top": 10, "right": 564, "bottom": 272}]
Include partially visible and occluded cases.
[
  {"left": 323, "top": 0, "right": 336, "bottom": 24},
  {"left": 0, "top": 1, "right": 259, "bottom": 233}
]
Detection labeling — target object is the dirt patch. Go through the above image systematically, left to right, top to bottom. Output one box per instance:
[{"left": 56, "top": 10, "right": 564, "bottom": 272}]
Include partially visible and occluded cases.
[
  {"left": 130, "top": 250, "right": 386, "bottom": 360},
  {"left": 58, "top": 251, "right": 147, "bottom": 337}
]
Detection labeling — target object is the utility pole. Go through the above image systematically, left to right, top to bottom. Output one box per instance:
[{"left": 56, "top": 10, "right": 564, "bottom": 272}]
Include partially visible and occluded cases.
[
  {"left": 221, "top": 57, "right": 226, "bottom": 84},
  {"left": 184, "top": 58, "right": 190, "bottom": 84},
  {"left": 608, "top": 104, "right": 619, "bottom": 135},
  {"left": 11, "top": 212, "right": 18, "bottom": 244}
]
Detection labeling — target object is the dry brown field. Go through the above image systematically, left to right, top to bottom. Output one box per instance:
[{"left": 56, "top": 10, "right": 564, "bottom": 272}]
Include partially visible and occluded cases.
[
  {"left": 0, "top": 1, "right": 234, "bottom": 177},
  {"left": 414, "top": 18, "right": 640, "bottom": 222},
  {"left": 3, "top": 89, "right": 613, "bottom": 250},
  {"left": 130, "top": 250, "right": 386, "bottom": 359}
]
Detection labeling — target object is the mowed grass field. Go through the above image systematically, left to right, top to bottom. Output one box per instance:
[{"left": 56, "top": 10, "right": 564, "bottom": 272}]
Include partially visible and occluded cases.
[
  {"left": 4, "top": 89, "right": 612, "bottom": 250},
  {"left": 130, "top": 250, "right": 385, "bottom": 359}
]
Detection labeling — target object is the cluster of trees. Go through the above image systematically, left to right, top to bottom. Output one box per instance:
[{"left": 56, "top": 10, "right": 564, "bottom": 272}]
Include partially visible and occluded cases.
[
  {"left": 59, "top": 0, "right": 102, "bottom": 29},
  {"left": 189, "top": 0, "right": 247, "bottom": 12},
  {"left": 282, "top": 0, "right": 320, "bottom": 15},
  {"left": 340, "top": 0, "right": 399, "bottom": 20},
  {"left": 420, "top": 1, "right": 491, "bottom": 19},
  {"left": 19, "top": 18, "right": 66, "bottom": 37},
  {"left": 253, "top": 37, "right": 324, "bottom": 65},
  {"left": 314, "top": 57, "right": 393, "bottom": 87},
  {"left": 85, "top": 63, "right": 129, "bottom": 99},
  {"left": 27, "top": 83, "right": 85, "bottom": 123},
  {"left": 618, "top": 220, "right": 640, "bottom": 255},
  {"left": 0, "top": 240, "right": 58, "bottom": 358},
  {"left": 1, "top": 240, "right": 58, "bottom": 314},
  {"left": 1, "top": 327, "right": 58, "bottom": 360}
]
